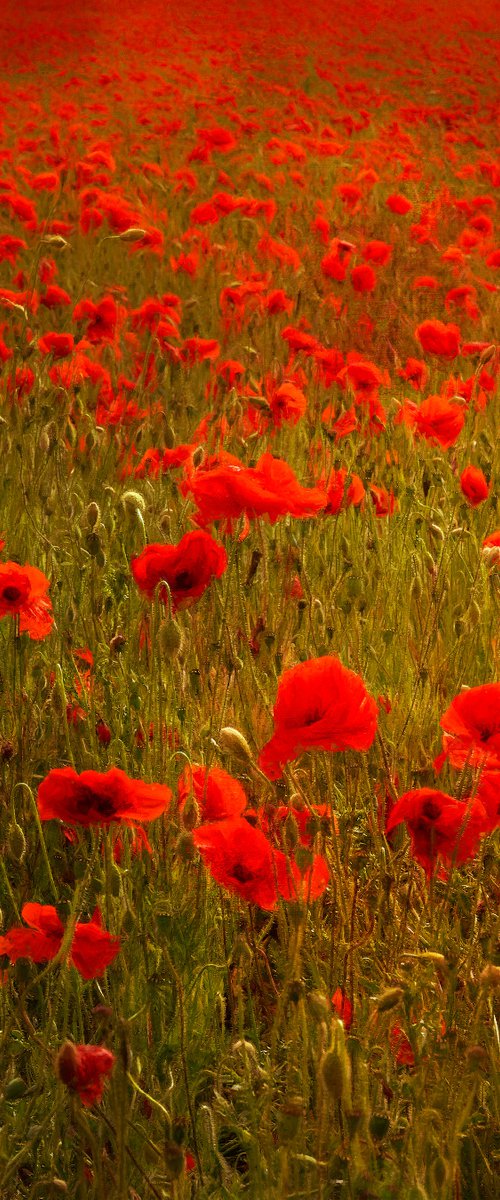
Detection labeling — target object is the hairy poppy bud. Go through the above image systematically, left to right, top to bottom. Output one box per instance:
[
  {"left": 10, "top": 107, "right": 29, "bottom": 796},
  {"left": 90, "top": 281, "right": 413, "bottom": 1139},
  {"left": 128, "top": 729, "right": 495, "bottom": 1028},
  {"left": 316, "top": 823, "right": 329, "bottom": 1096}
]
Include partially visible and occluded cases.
[
  {"left": 118, "top": 227, "right": 147, "bottom": 241},
  {"left": 192, "top": 446, "right": 204, "bottom": 469},
  {"left": 122, "top": 490, "right": 146, "bottom": 515},
  {"left": 86, "top": 502, "right": 101, "bottom": 531},
  {"left": 159, "top": 617, "right": 183, "bottom": 660},
  {"left": 109, "top": 633, "right": 126, "bottom": 654},
  {"left": 218, "top": 726, "right": 253, "bottom": 765},
  {"left": 7, "top": 821, "right": 26, "bottom": 863},
  {"left": 479, "top": 964, "right": 500, "bottom": 988},
  {"left": 374, "top": 987, "right": 404, "bottom": 1013},
  {"left": 56, "top": 1041, "right": 78, "bottom": 1086},
  {"left": 4, "top": 1076, "right": 27, "bottom": 1100}
]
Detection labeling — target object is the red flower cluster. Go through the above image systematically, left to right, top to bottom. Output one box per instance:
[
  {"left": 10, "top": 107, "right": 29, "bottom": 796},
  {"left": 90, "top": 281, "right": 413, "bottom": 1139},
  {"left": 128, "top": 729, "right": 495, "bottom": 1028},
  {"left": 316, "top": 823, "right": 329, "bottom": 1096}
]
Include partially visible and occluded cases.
[
  {"left": 180, "top": 452, "right": 327, "bottom": 529},
  {"left": 258, "top": 656, "right": 378, "bottom": 780}
]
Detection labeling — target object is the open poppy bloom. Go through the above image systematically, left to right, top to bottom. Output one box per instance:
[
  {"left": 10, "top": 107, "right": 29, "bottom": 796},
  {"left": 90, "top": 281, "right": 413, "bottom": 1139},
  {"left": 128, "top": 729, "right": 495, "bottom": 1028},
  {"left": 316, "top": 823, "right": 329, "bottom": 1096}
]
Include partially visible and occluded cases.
[
  {"left": 415, "top": 320, "right": 461, "bottom": 360},
  {"left": 413, "top": 395, "right": 465, "bottom": 449},
  {"left": 180, "top": 452, "right": 327, "bottom": 529},
  {"left": 131, "top": 530, "right": 227, "bottom": 609},
  {"left": 0, "top": 562, "right": 53, "bottom": 639},
  {"left": 258, "top": 656, "right": 378, "bottom": 780},
  {"left": 437, "top": 683, "right": 500, "bottom": 771},
  {"left": 178, "top": 763, "right": 248, "bottom": 822},
  {"left": 37, "top": 766, "right": 172, "bottom": 826},
  {"left": 386, "top": 787, "right": 486, "bottom": 875},
  {"left": 193, "top": 817, "right": 329, "bottom": 909},
  {"left": 0, "top": 903, "right": 120, "bottom": 980},
  {"left": 56, "top": 1041, "right": 115, "bottom": 1107}
]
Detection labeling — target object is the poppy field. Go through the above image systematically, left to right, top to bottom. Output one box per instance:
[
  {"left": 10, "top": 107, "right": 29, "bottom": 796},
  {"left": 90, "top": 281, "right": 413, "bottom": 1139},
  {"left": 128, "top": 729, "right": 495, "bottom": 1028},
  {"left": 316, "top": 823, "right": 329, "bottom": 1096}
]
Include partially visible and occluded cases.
[{"left": 0, "top": 0, "right": 499, "bottom": 1196}]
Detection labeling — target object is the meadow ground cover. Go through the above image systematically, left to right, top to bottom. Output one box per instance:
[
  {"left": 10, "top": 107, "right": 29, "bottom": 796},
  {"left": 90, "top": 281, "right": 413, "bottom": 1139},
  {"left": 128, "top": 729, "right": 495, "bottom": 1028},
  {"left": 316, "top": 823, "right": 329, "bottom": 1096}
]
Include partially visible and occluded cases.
[{"left": 0, "top": 0, "right": 499, "bottom": 1195}]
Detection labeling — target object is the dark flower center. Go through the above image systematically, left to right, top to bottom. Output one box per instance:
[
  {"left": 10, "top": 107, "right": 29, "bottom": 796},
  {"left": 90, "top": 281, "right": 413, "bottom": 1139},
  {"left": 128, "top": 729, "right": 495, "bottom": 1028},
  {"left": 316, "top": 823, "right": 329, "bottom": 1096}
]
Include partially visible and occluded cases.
[
  {"left": 174, "top": 570, "right": 194, "bottom": 591},
  {"left": 3, "top": 586, "right": 21, "bottom": 603},
  {"left": 75, "top": 788, "right": 116, "bottom": 818},
  {"left": 422, "top": 800, "right": 441, "bottom": 821},
  {"left": 232, "top": 863, "right": 253, "bottom": 883}
]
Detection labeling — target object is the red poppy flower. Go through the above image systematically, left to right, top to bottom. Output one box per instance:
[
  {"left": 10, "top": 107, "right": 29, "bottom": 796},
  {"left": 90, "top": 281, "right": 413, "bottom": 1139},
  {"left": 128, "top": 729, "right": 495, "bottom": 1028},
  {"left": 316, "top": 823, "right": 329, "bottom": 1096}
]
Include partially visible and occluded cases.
[
  {"left": 386, "top": 194, "right": 413, "bottom": 214},
  {"left": 362, "top": 240, "right": 392, "bottom": 266},
  {"left": 350, "top": 264, "right": 376, "bottom": 293},
  {"left": 73, "top": 296, "right": 119, "bottom": 343},
  {"left": 416, "top": 320, "right": 461, "bottom": 360},
  {"left": 38, "top": 332, "right": 74, "bottom": 358},
  {"left": 397, "top": 357, "right": 428, "bottom": 392},
  {"left": 413, "top": 395, "right": 465, "bottom": 449},
  {"left": 181, "top": 452, "right": 327, "bottom": 529},
  {"left": 460, "top": 466, "right": 490, "bottom": 507},
  {"left": 325, "top": 469, "right": 365, "bottom": 515},
  {"left": 370, "top": 485, "right": 398, "bottom": 517},
  {"left": 131, "top": 530, "right": 227, "bottom": 610},
  {"left": 482, "top": 530, "right": 500, "bottom": 565},
  {"left": 0, "top": 562, "right": 53, "bottom": 639},
  {"left": 258, "top": 656, "right": 378, "bottom": 780},
  {"left": 438, "top": 683, "right": 500, "bottom": 771},
  {"left": 178, "top": 763, "right": 248, "bottom": 822},
  {"left": 37, "top": 766, "right": 172, "bottom": 826},
  {"left": 475, "top": 771, "right": 500, "bottom": 834},
  {"left": 386, "top": 788, "right": 486, "bottom": 875},
  {"left": 192, "top": 818, "right": 278, "bottom": 910},
  {"left": 275, "top": 849, "right": 329, "bottom": 903},
  {"left": 0, "top": 904, "right": 120, "bottom": 979},
  {"left": 331, "top": 987, "right": 353, "bottom": 1030},
  {"left": 389, "top": 1026, "right": 415, "bottom": 1067},
  {"left": 56, "top": 1042, "right": 115, "bottom": 1107}
]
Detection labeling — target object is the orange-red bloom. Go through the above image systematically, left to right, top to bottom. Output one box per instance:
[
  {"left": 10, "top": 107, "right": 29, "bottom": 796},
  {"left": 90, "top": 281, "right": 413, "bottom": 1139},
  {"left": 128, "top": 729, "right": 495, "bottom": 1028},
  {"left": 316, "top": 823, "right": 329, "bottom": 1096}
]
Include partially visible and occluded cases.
[
  {"left": 416, "top": 320, "right": 461, "bottom": 360},
  {"left": 413, "top": 395, "right": 465, "bottom": 449},
  {"left": 181, "top": 452, "right": 327, "bottom": 529},
  {"left": 460, "top": 466, "right": 490, "bottom": 506},
  {"left": 131, "top": 530, "right": 227, "bottom": 609},
  {"left": 0, "top": 562, "right": 53, "bottom": 639},
  {"left": 258, "top": 656, "right": 378, "bottom": 780},
  {"left": 438, "top": 683, "right": 500, "bottom": 771},
  {"left": 178, "top": 763, "right": 248, "bottom": 822},
  {"left": 37, "top": 766, "right": 172, "bottom": 826},
  {"left": 386, "top": 787, "right": 486, "bottom": 875},
  {"left": 0, "top": 904, "right": 120, "bottom": 979},
  {"left": 56, "top": 1042, "right": 115, "bottom": 1107}
]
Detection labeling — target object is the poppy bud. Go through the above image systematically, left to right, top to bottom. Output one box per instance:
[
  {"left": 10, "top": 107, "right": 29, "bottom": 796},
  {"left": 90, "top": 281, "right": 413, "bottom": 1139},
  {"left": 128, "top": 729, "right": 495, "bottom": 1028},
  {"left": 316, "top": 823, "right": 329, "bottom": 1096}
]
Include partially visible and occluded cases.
[
  {"left": 118, "top": 227, "right": 147, "bottom": 241},
  {"left": 42, "top": 234, "right": 68, "bottom": 248},
  {"left": 192, "top": 446, "right": 204, "bottom": 468},
  {"left": 122, "top": 490, "right": 146, "bottom": 515},
  {"left": 86, "top": 502, "right": 101, "bottom": 531},
  {"left": 85, "top": 531, "right": 102, "bottom": 558},
  {"left": 159, "top": 618, "right": 183, "bottom": 660},
  {"left": 109, "top": 633, "right": 126, "bottom": 654},
  {"left": 218, "top": 726, "right": 253, "bottom": 765},
  {"left": 181, "top": 795, "right": 200, "bottom": 831},
  {"left": 7, "top": 821, "right": 26, "bottom": 863},
  {"left": 176, "top": 831, "right": 196, "bottom": 861},
  {"left": 479, "top": 964, "right": 500, "bottom": 988},
  {"left": 374, "top": 987, "right": 404, "bottom": 1013},
  {"left": 307, "top": 990, "right": 331, "bottom": 1023},
  {"left": 56, "top": 1041, "right": 78, "bottom": 1086},
  {"left": 321, "top": 1042, "right": 351, "bottom": 1106},
  {"left": 4, "top": 1076, "right": 27, "bottom": 1100},
  {"left": 279, "top": 1095, "right": 304, "bottom": 1143},
  {"left": 163, "top": 1140, "right": 185, "bottom": 1181},
  {"left": 430, "top": 1155, "right": 448, "bottom": 1191}
]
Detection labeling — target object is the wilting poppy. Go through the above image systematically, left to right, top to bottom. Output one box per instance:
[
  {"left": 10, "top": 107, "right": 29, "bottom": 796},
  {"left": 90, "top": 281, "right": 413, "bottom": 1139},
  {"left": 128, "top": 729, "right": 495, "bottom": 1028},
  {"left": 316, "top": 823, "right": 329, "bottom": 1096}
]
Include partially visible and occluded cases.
[
  {"left": 460, "top": 466, "right": 490, "bottom": 506},
  {"left": 131, "top": 530, "right": 227, "bottom": 610},
  {"left": 0, "top": 562, "right": 53, "bottom": 639},
  {"left": 258, "top": 656, "right": 378, "bottom": 780},
  {"left": 37, "top": 766, "right": 172, "bottom": 826},
  {"left": 386, "top": 787, "right": 486, "bottom": 875},
  {"left": 56, "top": 1042, "right": 115, "bottom": 1107}
]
